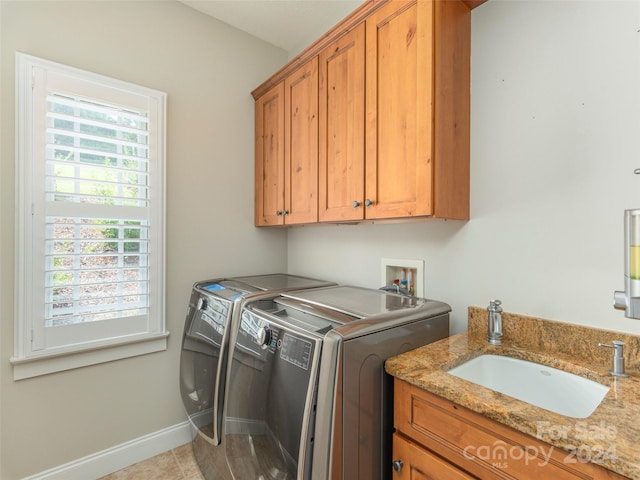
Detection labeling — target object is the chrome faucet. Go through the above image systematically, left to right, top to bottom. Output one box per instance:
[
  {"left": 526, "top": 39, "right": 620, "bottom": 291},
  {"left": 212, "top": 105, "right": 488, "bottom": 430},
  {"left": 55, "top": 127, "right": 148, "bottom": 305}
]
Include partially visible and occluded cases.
[
  {"left": 487, "top": 299, "right": 503, "bottom": 345},
  {"left": 598, "top": 340, "right": 629, "bottom": 377}
]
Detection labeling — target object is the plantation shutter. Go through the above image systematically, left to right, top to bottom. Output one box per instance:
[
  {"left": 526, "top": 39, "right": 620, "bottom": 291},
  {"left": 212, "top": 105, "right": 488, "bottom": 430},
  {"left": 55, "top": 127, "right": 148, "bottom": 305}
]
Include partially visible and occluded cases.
[
  {"left": 17, "top": 57, "right": 166, "bottom": 357},
  {"left": 44, "top": 91, "right": 151, "bottom": 329}
]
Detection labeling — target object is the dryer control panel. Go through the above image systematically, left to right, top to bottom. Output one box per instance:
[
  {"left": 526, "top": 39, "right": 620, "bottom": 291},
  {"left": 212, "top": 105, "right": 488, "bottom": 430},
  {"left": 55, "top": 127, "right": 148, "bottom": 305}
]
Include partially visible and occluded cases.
[{"left": 280, "top": 333, "right": 312, "bottom": 371}]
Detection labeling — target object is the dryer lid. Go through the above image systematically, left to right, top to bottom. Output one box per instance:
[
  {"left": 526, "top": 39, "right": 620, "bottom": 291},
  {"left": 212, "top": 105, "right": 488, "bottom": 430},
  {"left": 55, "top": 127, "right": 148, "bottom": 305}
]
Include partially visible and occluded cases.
[
  {"left": 230, "top": 273, "right": 334, "bottom": 291},
  {"left": 281, "top": 285, "right": 427, "bottom": 319}
]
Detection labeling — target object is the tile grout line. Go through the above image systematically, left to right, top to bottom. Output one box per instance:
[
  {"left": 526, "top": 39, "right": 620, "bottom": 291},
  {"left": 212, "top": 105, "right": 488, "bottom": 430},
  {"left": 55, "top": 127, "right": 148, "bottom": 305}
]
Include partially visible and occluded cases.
[{"left": 171, "top": 447, "right": 188, "bottom": 480}]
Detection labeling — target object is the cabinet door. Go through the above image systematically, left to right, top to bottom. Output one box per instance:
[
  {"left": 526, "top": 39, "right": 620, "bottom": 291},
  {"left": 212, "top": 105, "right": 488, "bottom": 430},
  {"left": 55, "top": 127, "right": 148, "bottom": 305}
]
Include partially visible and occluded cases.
[
  {"left": 365, "top": 0, "right": 435, "bottom": 219},
  {"left": 318, "top": 23, "right": 366, "bottom": 222},
  {"left": 285, "top": 57, "right": 319, "bottom": 224},
  {"left": 255, "top": 82, "right": 285, "bottom": 226},
  {"left": 393, "top": 433, "right": 476, "bottom": 480}
]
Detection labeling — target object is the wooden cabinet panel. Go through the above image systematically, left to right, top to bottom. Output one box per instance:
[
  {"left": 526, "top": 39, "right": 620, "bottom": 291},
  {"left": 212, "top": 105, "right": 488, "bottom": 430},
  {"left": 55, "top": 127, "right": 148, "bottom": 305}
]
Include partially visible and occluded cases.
[
  {"left": 365, "top": 0, "right": 434, "bottom": 219},
  {"left": 365, "top": 0, "right": 470, "bottom": 220},
  {"left": 432, "top": 0, "right": 471, "bottom": 220},
  {"left": 318, "top": 23, "right": 366, "bottom": 222},
  {"left": 285, "top": 57, "right": 319, "bottom": 224},
  {"left": 255, "top": 59, "right": 319, "bottom": 226},
  {"left": 255, "top": 82, "right": 285, "bottom": 226},
  {"left": 394, "top": 379, "right": 627, "bottom": 480},
  {"left": 393, "top": 433, "right": 476, "bottom": 480}
]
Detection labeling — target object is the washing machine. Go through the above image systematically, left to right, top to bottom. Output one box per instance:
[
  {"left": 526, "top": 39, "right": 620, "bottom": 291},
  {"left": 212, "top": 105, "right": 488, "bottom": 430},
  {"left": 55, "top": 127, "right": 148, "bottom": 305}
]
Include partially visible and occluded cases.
[
  {"left": 179, "top": 274, "right": 335, "bottom": 480},
  {"left": 223, "top": 285, "right": 450, "bottom": 480}
]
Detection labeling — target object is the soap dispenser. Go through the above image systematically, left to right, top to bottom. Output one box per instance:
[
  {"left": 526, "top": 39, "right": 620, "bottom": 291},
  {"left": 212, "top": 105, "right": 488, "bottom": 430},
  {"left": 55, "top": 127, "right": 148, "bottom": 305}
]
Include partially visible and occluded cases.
[{"left": 614, "top": 209, "right": 640, "bottom": 319}]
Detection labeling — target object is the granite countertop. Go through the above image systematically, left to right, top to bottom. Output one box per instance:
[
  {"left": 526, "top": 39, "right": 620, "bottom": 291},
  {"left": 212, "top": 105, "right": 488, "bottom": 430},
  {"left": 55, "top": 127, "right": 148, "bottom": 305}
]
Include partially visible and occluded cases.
[{"left": 385, "top": 307, "right": 640, "bottom": 479}]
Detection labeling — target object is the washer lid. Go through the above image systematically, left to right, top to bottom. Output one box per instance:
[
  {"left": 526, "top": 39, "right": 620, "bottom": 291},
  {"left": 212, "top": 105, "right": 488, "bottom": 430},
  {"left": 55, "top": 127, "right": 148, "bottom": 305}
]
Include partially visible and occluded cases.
[
  {"left": 196, "top": 280, "right": 260, "bottom": 300},
  {"left": 281, "top": 285, "right": 426, "bottom": 319}
]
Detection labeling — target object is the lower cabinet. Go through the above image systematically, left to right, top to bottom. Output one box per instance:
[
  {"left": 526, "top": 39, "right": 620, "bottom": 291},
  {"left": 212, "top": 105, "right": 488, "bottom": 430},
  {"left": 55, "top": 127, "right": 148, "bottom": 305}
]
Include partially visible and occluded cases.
[
  {"left": 393, "top": 378, "right": 628, "bottom": 480},
  {"left": 393, "top": 433, "right": 475, "bottom": 480}
]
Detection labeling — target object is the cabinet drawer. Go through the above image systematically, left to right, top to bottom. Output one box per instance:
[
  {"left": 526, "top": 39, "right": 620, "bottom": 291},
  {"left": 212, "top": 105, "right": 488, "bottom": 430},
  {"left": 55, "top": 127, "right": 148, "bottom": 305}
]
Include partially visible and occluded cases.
[
  {"left": 394, "top": 379, "right": 626, "bottom": 480},
  {"left": 393, "top": 433, "right": 476, "bottom": 480}
]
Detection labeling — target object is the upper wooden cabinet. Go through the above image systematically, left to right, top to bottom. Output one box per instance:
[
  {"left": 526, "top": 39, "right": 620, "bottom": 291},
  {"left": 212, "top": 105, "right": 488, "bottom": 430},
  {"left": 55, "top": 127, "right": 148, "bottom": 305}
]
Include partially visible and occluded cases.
[
  {"left": 253, "top": 0, "right": 475, "bottom": 226},
  {"left": 365, "top": 0, "right": 470, "bottom": 220},
  {"left": 318, "top": 23, "right": 366, "bottom": 222},
  {"left": 285, "top": 57, "right": 319, "bottom": 225},
  {"left": 255, "top": 58, "right": 319, "bottom": 226},
  {"left": 254, "top": 82, "right": 285, "bottom": 226}
]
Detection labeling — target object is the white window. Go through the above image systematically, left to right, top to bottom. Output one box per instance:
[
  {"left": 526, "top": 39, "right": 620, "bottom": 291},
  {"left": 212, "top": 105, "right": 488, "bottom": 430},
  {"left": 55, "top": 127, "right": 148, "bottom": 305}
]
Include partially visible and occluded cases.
[{"left": 12, "top": 53, "right": 168, "bottom": 379}]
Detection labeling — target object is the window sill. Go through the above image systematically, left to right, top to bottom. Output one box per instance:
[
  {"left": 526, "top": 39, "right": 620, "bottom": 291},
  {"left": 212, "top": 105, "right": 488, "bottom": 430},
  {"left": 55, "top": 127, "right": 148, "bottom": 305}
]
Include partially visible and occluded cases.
[{"left": 10, "top": 331, "right": 169, "bottom": 380}]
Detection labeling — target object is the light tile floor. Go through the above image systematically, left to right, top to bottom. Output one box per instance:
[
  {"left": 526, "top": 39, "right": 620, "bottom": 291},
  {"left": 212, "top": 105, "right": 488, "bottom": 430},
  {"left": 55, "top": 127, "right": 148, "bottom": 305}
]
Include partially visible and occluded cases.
[{"left": 98, "top": 443, "right": 205, "bottom": 480}]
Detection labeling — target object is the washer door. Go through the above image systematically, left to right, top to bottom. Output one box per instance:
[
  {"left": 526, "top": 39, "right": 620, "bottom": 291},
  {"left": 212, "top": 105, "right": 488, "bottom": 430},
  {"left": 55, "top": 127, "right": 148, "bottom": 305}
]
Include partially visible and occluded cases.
[
  {"left": 179, "top": 290, "right": 232, "bottom": 444},
  {"left": 225, "top": 308, "right": 321, "bottom": 480}
]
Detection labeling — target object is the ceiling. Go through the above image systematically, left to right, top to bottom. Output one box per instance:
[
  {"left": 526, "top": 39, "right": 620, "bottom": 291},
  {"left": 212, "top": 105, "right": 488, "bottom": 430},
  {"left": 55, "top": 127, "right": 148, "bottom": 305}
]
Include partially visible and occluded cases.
[{"left": 177, "top": 0, "right": 363, "bottom": 54}]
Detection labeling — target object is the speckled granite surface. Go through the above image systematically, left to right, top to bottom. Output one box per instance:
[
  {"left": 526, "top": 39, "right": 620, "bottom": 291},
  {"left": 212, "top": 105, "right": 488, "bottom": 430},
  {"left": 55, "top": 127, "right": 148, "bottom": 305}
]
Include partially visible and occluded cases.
[{"left": 385, "top": 307, "right": 640, "bottom": 479}]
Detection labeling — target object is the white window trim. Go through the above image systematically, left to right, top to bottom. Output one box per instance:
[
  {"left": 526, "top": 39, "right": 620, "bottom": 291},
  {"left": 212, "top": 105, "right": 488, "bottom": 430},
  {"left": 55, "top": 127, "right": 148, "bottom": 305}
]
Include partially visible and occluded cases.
[{"left": 12, "top": 53, "right": 168, "bottom": 380}]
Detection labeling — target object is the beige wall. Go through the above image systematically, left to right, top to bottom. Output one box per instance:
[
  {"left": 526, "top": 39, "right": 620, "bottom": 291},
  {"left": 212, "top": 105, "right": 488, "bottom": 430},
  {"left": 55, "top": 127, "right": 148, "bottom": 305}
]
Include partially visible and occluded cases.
[
  {"left": 288, "top": 0, "right": 640, "bottom": 336},
  {"left": 0, "top": 1, "right": 287, "bottom": 478}
]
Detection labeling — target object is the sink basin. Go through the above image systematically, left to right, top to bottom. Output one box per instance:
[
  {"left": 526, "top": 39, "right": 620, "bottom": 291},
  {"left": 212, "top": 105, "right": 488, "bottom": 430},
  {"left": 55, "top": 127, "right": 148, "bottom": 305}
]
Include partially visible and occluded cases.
[{"left": 447, "top": 354, "right": 609, "bottom": 418}]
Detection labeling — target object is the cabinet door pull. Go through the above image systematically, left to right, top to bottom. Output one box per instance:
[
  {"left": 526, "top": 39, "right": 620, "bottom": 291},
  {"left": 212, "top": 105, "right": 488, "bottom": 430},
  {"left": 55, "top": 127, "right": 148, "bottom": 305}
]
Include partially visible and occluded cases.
[
  {"left": 365, "top": 198, "right": 373, "bottom": 207},
  {"left": 353, "top": 200, "right": 361, "bottom": 208},
  {"left": 276, "top": 210, "right": 283, "bottom": 216},
  {"left": 392, "top": 460, "right": 404, "bottom": 473}
]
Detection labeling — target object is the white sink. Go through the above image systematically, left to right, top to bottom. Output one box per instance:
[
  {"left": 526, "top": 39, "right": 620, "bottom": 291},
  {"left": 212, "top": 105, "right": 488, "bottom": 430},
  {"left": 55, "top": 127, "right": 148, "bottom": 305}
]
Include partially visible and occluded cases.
[{"left": 447, "top": 354, "right": 609, "bottom": 418}]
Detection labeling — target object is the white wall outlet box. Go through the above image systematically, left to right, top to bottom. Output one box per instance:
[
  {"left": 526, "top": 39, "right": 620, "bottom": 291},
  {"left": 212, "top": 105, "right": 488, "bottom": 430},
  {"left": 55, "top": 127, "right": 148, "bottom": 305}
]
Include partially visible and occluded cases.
[{"left": 381, "top": 258, "right": 425, "bottom": 298}]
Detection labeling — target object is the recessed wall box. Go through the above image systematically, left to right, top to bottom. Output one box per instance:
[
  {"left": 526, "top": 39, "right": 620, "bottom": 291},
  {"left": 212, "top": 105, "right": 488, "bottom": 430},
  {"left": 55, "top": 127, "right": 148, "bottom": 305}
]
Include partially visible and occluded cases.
[{"left": 381, "top": 258, "right": 425, "bottom": 298}]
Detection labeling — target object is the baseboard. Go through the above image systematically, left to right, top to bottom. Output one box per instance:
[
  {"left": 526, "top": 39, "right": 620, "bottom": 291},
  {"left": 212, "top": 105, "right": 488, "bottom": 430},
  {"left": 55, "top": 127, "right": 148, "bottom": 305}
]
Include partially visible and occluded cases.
[{"left": 22, "top": 421, "right": 192, "bottom": 480}]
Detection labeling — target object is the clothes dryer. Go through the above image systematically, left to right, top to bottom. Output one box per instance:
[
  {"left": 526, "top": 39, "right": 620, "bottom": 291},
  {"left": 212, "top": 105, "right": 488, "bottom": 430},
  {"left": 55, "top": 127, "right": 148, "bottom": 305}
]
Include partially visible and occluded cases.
[{"left": 223, "top": 285, "right": 450, "bottom": 480}]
